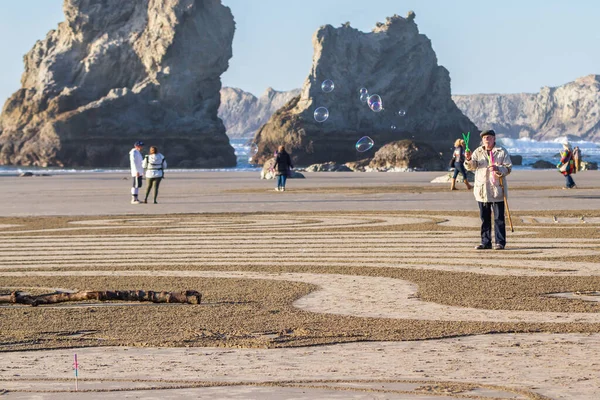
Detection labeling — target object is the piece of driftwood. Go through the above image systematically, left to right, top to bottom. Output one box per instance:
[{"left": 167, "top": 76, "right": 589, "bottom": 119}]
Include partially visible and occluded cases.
[{"left": 0, "top": 290, "right": 201, "bottom": 307}]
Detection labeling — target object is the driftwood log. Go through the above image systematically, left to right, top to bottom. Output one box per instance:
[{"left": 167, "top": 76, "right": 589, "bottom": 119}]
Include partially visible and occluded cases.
[{"left": 0, "top": 290, "right": 201, "bottom": 307}]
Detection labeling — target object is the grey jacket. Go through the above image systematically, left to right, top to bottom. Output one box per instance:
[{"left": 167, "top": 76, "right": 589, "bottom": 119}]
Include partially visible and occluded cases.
[{"left": 464, "top": 145, "right": 512, "bottom": 203}]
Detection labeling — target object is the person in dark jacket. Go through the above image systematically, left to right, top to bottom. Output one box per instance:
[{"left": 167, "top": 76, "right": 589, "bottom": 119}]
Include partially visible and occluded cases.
[
  {"left": 450, "top": 138, "right": 473, "bottom": 191},
  {"left": 272, "top": 145, "right": 293, "bottom": 191}
]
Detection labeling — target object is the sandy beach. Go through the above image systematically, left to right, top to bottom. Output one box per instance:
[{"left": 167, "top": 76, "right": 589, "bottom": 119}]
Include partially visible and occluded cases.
[{"left": 1, "top": 170, "right": 600, "bottom": 399}]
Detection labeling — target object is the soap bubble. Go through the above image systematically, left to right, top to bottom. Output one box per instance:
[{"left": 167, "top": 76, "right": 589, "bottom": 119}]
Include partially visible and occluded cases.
[
  {"left": 321, "top": 79, "right": 334, "bottom": 93},
  {"left": 360, "top": 88, "right": 368, "bottom": 94},
  {"left": 359, "top": 93, "right": 369, "bottom": 103},
  {"left": 368, "top": 94, "right": 383, "bottom": 112},
  {"left": 314, "top": 106, "right": 329, "bottom": 122},
  {"left": 398, "top": 109, "right": 407, "bottom": 117},
  {"left": 391, "top": 125, "right": 397, "bottom": 130},
  {"left": 355, "top": 136, "right": 374, "bottom": 152},
  {"left": 249, "top": 143, "right": 258, "bottom": 156}
]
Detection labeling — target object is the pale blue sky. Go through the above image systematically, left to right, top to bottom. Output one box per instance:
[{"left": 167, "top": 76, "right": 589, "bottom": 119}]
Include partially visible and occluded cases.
[{"left": 1, "top": 0, "right": 598, "bottom": 107}]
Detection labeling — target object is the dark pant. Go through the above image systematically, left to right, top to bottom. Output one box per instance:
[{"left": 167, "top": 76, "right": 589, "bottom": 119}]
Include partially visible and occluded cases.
[
  {"left": 452, "top": 162, "right": 468, "bottom": 180},
  {"left": 277, "top": 174, "right": 287, "bottom": 188},
  {"left": 565, "top": 174, "right": 575, "bottom": 188},
  {"left": 145, "top": 177, "right": 162, "bottom": 202},
  {"left": 478, "top": 201, "right": 506, "bottom": 247}
]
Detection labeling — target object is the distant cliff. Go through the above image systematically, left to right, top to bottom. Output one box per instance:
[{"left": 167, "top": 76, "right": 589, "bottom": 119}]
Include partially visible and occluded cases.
[
  {"left": 0, "top": 0, "right": 236, "bottom": 168},
  {"left": 251, "top": 12, "right": 477, "bottom": 167},
  {"left": 453, "top": 75, "right": 600, "bottom": 141},
  {"left": 219, "top": 87, "right": 301, "bottom": 138}
]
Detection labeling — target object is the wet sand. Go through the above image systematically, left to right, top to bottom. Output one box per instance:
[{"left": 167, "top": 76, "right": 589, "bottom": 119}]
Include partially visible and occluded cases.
[{"left": 1, "top": 170, "right": 599, "bottom": 399}]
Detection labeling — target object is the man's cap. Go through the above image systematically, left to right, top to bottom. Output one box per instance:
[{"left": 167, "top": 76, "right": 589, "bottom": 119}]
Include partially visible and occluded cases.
[
  {"left": 480, "top": 129, "right": 496, "bottom": 138},
  {"left": 561, "top": 139, "right": 570, "bottom": 147},
  {"left": 134, "top": 141, "right": 144, "bottom": 147}
]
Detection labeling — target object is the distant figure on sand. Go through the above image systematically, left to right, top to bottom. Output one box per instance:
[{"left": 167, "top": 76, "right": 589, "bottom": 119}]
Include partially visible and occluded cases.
[
  {"left": 465, "top": 129, "right": 512, "bottom": 250},
  {"left": 450, "top": 138, "right": 473, "bottom": 191},
  {"left": 557, "top": 140, "right": 577, "bottom": 189},
  {"left": 129, "top": 141, "right": 144, "bottom": 204},
  {"left": 273, "top": 145, "right": 293, "bottom": 192},
  {"left": 142, "top": 146, "right": 167, "bottom": 204},
  {"left": 573, "top": 146, "right": 581, "bottom": 172}
]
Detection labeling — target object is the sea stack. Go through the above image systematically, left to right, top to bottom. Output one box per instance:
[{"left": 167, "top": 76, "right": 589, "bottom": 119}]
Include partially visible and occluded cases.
[
  {"left": 0, "top": 0, "right": 236, "bottom": 168},
  {"left": 252, "top": 12, "right": 477, "bottom": 167}
]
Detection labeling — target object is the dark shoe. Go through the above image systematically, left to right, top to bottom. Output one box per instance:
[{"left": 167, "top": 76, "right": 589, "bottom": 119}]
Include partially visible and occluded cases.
[
  {"left": 153, "top": 201, "right": 158, "bottom": 204},
  {"left": 475, "top": 244, "right": 492, "bottom": 250},
  {"left": 493, "top": 244, "right": 505, "bottom": 250}
]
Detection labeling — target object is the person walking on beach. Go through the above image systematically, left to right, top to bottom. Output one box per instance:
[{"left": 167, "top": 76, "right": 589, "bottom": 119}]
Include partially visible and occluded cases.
[
  {"left": 465, "top": 129, "right": 513, "bottom": 250},
  {"left": 450, "top": 138, "right": 473, "bottom": 191},
  {"left": 557, "top": 140, "right": 577, "bottom": 189},
  {"left": 129, "top": 141, "right": 144, "bottom": 204},
  {"left": 273, "top": 145, "right": 293, "bottom": 192},
  {"left": 142, "top": 146, "right": 167, "bottom": 204},
  {"left": 573, "top": 146, "right": 581, "bottom": 172}
]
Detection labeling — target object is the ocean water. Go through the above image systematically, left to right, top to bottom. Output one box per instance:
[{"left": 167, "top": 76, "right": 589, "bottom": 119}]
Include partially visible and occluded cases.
[
  {"left": 1, "top": 136, "right": 598, "bottom": 175},
  {"left": 498, "top": 137, "right": 600, "bottom": 167}
]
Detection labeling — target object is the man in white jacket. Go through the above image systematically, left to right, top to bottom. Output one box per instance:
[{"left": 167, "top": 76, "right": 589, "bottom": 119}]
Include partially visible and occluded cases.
[
  {"left": 464, "top": 130, "right": 512, "bottom": 250},
  {"left": 129, "top": 141, "right": 144, "bottom": 204}
]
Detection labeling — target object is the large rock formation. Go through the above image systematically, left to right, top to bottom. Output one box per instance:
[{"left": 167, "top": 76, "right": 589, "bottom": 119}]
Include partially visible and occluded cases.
[
  {"left": 0, "top": 0, "right": 236, "bottom": 168},
  {"left": 251, "top": 12, "right": 477, "bottom": 168},
  {"left": 453, "top": 75, "right": 600, "bottom": 141},
  {"left": 219, "top": 87, "right": 301, "bottom": 138},
  {"left": 367, "top": 140, "right": 445, "bottom": 171}
]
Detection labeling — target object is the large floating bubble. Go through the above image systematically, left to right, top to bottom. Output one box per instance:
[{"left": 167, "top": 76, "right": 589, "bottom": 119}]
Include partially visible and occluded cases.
[
  {"left": 321, "top": 79, "right": 334, "bottom": 93},
  {"left": 368, "top": 94, "right": 383, "bottom": 112},
  {"left": 314, "top": 106, "right": 329, "bottom": 122},
  {"left": 398, "top": 109, "right": 407, "bottom": 117},
  {"left": 355, "top": 136, "right": 374, "bottom": 152},
  {"left": 249, "top": 143, "right": 258, "bottom": 156}
]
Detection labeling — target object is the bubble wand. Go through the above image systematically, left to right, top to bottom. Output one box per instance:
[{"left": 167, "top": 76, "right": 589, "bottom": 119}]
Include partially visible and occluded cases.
[
  {"left": 461, "top": 132, "right": 471, "bottom": 152},
  {"left": 73, "top": 354, "right": 79, "bottom": 391}
]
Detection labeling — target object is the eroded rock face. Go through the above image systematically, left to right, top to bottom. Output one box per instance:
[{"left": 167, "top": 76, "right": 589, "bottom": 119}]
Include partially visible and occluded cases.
[
  {"left": 0, "top": 0, "right": 236, "bottom": 167},
  {"left": 252, "top": 12, "right": 477, "bottom": 167},
  {"left": 453, "top": 75, "right": 600, "bottom": 141},
  {"left": 219, "top": 87, "right": 301, "bottom": 138},
  {"left": 368, "top": 140, "right": 445, "bottom": 171}
]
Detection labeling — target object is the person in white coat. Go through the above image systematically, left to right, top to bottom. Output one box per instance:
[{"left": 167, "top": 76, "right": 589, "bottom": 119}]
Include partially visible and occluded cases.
[
  {"left": 464, "top": 130, "right": 512, "bottom": 250},
  {"left": 129, "top": 141, "right": 144, "bottom": 204},
  {"left": 142, "top": 146, "right": 167, "bottom": 204}
]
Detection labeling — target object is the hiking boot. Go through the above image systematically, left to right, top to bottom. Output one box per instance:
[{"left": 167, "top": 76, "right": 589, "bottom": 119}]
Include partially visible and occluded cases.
[
  {"left": 475, "top": 244, "right": 491, "bottom": 250},
  {"left": 493, "top": 244, "right": 505, "bottom": 250}
]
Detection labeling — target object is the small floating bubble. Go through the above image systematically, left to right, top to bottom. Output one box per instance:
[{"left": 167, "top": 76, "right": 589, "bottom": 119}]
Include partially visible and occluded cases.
[
  {"left": 321, "top": 79, "right": 335, "bottom": 93},
  {"left": 368, "top": 94, "right": 383, "bottom": 112},
  {"left": 314, "top": 107, "right": 329, "bottom": 122},
  {"left": 398, "top": 109, "right": 407, "bottom": 117},
  {"left": 355, "top": 136, "right": 374, "bottom": 152},
  {"left": 249, "top": 143, "right": 258, "bottom": 156}
]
